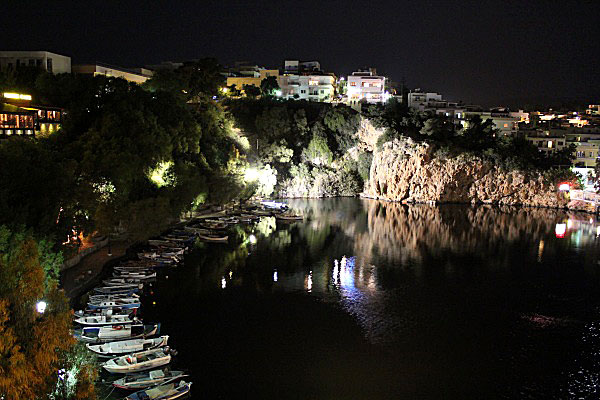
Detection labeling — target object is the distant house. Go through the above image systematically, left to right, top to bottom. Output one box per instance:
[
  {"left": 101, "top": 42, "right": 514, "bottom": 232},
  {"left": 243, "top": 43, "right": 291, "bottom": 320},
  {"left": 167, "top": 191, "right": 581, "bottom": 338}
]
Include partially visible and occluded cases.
[
  {"left": 0, "top": 50, "right": 71, "bottom": 74},
  {"left": 225, "top": 62, "right": 279, "bottom": 95},
  {"left": 72, "top": 63, "right": 153, "bottom": 84},
  {"left": 346, "top": 69, "right": 389, "bottom": 108}
]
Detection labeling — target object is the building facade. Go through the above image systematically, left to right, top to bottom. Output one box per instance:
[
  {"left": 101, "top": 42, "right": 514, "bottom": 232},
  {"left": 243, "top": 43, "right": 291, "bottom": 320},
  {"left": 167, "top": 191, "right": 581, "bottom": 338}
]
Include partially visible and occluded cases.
[
  {"left": 0, "top": 51, "right": 71, "bottom": 74},
  {"left": 72, "top": 63, "right": 153, "bottom": 84},
  {"left": 226, "top": 65, "right": 279, "bottom": 94},
  {"left": 346, "top": 69, "right": 388, "bottom": 107},
  {"left": 278, "top": 74, "right": 335, "bottom": 102},
  {"left": 0, "top": 92, "right": 63, "bottom": 138}
]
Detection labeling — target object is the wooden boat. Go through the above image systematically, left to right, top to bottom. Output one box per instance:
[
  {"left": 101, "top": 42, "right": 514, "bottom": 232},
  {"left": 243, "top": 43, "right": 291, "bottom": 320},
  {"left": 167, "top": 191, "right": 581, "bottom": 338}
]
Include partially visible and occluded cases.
[
  {"left": 275, "top": 213, "right": 303, "bottom": 221},
  {"left": 197, "top": 233, "right": 228, "bottom": 243},
  {"left": 113, "top": 272, "right": 156, "bottom": 280},
  {"left": 103, "top": 278, "right": 149, "bottom": 287},
  {"left": 94, "top": 284, "right": 141, "bottom": 295},
  {"left": 87, "top": 299, "right": 141, "bottom": 310},
  {"left": 74, "top": 312, "right": 139, "bottom": 327},
  {"left": 75, "top": 323, "right": 160, "bottom": 344},
  {"left": 87, "top": 335, "right": 169, "bottom": 358},
  {"left": 102, "top": 347, "right": 172, "bottom": 374},
  {"left": 112, "top": 368, "right": 186, "bottom": 390},
  {"left": 125, "top": 380, "right": 192, "bottom": 400}
]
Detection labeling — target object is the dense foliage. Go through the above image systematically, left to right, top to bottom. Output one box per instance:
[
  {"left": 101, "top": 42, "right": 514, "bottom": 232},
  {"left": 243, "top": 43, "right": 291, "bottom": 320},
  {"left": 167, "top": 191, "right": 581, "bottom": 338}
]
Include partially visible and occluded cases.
[
  {"left": 0, "top": 61, "right": 244, "bottom": 243},
  {"left": 227, "top": 98, "right": 364, "bottom": 197}
]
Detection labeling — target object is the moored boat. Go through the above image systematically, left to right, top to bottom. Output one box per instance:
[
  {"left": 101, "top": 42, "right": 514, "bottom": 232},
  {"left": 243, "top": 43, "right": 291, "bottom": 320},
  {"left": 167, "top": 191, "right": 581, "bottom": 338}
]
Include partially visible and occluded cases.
[
  {"left": 197, "top": 233, "right": 229, "bottom": 243},
  {"left": 74, "top": 312, "right": 139, "bottom": 327},
  {"left": 75, "top": 323, "right": 160, "bottom": 343},
  {"left": 86, "top": 335, "right": 169, "bottom": 358},
  {"left": 102, "top": 347, "right": 172, "bottom": 374},
  {"left": 112, "top": 368, "right": 186, "bottom": 390},
  {"left": 125, "top": 380, "right": 192, "bottom": 400}
]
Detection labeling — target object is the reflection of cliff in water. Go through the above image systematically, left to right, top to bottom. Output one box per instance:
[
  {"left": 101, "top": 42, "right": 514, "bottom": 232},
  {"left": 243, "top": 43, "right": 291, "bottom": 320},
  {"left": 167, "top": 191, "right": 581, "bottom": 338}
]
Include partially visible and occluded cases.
[{"left": 287, "top": 198, "right": 574, "bottom": 271}]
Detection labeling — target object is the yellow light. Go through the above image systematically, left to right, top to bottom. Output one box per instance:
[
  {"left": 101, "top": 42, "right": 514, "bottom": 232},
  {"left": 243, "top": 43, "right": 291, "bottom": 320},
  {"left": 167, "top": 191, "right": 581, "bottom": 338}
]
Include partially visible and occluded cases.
[{"left": 3, "top": 92, "right": 32, "bottom": 100}]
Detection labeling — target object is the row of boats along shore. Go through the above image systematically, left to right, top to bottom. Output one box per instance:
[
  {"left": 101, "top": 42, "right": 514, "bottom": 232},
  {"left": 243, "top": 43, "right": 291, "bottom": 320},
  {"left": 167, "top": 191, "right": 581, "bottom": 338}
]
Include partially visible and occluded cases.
[{"left": 72, "top": 201, "right": 301, "bottom": 400}]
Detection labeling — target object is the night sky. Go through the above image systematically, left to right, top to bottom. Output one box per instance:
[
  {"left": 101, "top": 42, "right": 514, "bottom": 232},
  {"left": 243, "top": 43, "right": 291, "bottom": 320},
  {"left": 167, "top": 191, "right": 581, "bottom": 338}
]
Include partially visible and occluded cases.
[{"left": 2, "top": 0, "right": 599, "bottom": 106}]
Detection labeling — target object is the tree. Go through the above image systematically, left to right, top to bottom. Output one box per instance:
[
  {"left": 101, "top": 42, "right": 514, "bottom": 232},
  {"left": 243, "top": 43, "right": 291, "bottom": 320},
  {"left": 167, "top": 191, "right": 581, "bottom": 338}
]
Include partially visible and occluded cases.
[
  {"left": 260, "top": 76, "right": 280, "bottom": 97},
  {"left": 242, "top": 84, "right": 261, "bottom": 98},
  {"left": 420, "top": 115, "right": 456, "bottom": 141},
  {"left": 459, "top": 115, "right": 498, "bottom": 151},
  {"left": 302, "top": 132, "right": 333, "bottom": 166},
  {"left": 0, "top": 227, "right": 96, "bottom": 399}
]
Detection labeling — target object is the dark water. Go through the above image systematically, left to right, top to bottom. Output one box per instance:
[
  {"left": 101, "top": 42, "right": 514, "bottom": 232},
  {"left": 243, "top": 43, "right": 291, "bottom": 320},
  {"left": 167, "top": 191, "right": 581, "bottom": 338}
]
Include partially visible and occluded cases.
[{"left": 139, "top": 198, "right": 600, "bottom": 399}]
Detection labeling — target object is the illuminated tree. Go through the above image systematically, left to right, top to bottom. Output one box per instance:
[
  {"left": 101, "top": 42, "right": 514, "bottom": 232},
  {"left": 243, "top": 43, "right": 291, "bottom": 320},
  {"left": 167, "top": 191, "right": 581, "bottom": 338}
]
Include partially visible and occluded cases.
[{"left": 0, "top": 227, "right": 96, "bottom": 399}]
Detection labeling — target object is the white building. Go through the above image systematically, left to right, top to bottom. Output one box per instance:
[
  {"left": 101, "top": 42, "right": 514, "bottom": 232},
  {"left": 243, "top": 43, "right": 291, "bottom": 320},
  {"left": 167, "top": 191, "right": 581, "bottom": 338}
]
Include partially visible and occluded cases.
[
  {"left": 0, "top": 51, "right": 71, "bottom": 74},
  {"left": 72, "top": 63, "right": 153, "bottom": 84},
  {"left": 346, "top": 69, "right": 388, "bottom": 107},
  {"left": 278, "top": 74, "right": 335, "bottom": 102},
  {"left": 407, "top": 90, "right": 444, "bottom": 111}
]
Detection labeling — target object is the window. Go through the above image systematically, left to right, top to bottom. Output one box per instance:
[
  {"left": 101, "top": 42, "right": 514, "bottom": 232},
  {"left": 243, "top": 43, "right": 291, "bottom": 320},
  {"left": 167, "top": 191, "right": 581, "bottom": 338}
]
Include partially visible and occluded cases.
[
  {"left": 47, "top": 58, "right": 53, "bottom": 72},
  {"left": 28, "top": 59, "right": 34, "bottom": 66},
  {"left": 36, "top": 59, "right": 41, "bottom": 67},
  {"left": 350, "top": 82, "right": 356, "bottom": 86},
  {"left": 301, "top": 90, "right": 306, "bottom": 94},
  {"left": 320, "top": 90, "right": 324, "bottom": 94},
  {"left": 503, "top": 123, "right": 508, "bottom": 128},
  {"left": 558, "top": 141, "right": 563, "bottom": 145},
  {"left": 537, "top": 142, "right": 543, "bottom": 148},
  {"left": 577, "top": 151, "right": 585, "bottom": 158},
  {"left": 590, "top": 152, "right": 594, "bottom": 158}
]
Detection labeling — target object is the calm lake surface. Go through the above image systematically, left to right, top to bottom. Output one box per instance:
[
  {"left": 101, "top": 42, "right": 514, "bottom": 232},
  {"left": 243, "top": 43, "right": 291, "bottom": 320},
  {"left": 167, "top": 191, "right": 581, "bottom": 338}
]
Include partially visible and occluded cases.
[{"left": 140, "top": 198, "right": 600, "bottom": 399}]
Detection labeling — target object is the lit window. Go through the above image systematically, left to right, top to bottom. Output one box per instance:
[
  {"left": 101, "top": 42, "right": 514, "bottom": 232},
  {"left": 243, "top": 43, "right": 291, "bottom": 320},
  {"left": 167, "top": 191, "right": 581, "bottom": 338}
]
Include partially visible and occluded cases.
[
  {"left": 350, "top": 82, "right": 356, "bottom": 86},
  {"left": 504, "top": 123, "right": 508, "bottom": 128}
]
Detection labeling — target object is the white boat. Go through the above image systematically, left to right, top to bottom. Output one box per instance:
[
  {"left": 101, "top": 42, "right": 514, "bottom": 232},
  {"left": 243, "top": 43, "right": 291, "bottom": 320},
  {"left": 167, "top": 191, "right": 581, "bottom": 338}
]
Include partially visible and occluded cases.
[
  {"left": 113, "top": 271, "right": 156, "bottom": 279},
  {"left": 103, "top": 277, "right": 153, "bottom": 286},
  {"left": 74, "top": 313, "right": 139, "bottom": 327},
  {"left": 75, "top": 323, "right": 160, "bottom": 343},
  {"left": 87, "top": 335, "right": 169, "bottom": 358},
  {"left": 103, "top": 347, "right": 172, "bottom": 374},
  {"left": 112, "top": 368, "right": 186, "bottom": 390},
  {"left": 125, "top": 380, "right": 192, "bottom": 399}
]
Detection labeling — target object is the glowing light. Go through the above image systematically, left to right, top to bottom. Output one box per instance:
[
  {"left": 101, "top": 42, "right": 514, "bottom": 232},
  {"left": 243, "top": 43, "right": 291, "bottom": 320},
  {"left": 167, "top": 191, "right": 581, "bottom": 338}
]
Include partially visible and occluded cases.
[
  {"left": 221, "top": 87, "right": 229, "bottom": 93},
  {"left": 275, "top": 90, "right": 282, "bottom": 97},
  {"left": 3, "top": 92, "right": 31, "bottom": 100},
  {"left": 148, "top": 161, "right": 173, "bottom": 187},
  {"left": 244, "top": 168, "right": 260, "bottom": 182},
  {"left": 558, "top": 183, "right": 571, "bottom": 191},
  {"left": 567, "top": 219, "right": 573, "bottom": 229},
  {"left": 555, "top": 223, "right": 567, "bottom": 238},
  {"left": 596, "top": 226, "right": 600, "bottom": 236},
  {"left": 248, "top": 234, "right": 257, "bottom": 244},
  {"left": 273, "top": 270, "right": 278, "bottom": 282},
  {"left": 306, "top": 271, "right": 312, "bottom": 292},
  {"left": 221, "top": 277, "right": 226, "bottom": 289},
  {"left": 36, "top": 301, "right": 47, "bottom": 313}
]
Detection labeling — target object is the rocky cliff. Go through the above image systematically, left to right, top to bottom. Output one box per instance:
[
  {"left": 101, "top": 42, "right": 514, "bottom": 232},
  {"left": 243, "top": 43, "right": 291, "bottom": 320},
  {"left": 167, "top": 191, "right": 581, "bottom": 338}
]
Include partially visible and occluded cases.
[{"left": 364, "top": 138, "right": 569, "bottom": 208}]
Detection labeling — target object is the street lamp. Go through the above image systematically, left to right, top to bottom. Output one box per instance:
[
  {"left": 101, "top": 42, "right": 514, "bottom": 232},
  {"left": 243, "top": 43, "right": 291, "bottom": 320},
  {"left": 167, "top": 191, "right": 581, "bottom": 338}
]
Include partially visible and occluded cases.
[{"left": 36, "top": 301, "right": 47, "bottom": 314}]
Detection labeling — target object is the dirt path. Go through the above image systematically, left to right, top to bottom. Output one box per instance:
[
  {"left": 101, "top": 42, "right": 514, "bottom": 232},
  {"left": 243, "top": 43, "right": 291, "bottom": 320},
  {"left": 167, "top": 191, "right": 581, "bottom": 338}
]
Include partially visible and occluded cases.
[{"left": 60, "top": 240, "right": 130, "bottom": 300}]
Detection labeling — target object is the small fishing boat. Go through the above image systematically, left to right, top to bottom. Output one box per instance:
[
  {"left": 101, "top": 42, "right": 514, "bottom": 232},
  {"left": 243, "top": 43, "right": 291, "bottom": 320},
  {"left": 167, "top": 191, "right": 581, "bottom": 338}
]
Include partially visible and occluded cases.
[
  {"left": 275, "top": 213, "right": 303, "bottom": 221},
  {"left": 197, "top": 233, "right": 229, "bottom": 243},
  {"left": 103, "top": 278, "right": 148, "bottom": 287},
  {"left": 94, "top": 284, "right": 141, "bottom": 295},
  {"left": 87, "top": 299, "right": 141, "bottom": 310},
  {"left": 75, "top": 307, "right": 136, "bottom": 318},
  {"left": 74, "top": 312, "right": 139, "bottom": 327},
  {"left": 75, "top": 323, "right": 160, "bottom": 343},
  {"left": 87, "top": 335, "right": 169, "bottom": 358},
  {"left": 102, "top": 347, "right": 172, "bottom": 374},
  {"left": 112, "top": 368, "right": 186, "bottom": 390},
  {"left": 125, "top": 380, "right": 192, "bottom": 400}
]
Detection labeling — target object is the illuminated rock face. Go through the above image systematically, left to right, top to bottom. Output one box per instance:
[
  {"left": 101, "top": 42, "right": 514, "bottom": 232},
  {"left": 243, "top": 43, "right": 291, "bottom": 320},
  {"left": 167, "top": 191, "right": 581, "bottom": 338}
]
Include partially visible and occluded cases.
[{"left": 365, "top": 138, "right": 569, "bottom": 208}]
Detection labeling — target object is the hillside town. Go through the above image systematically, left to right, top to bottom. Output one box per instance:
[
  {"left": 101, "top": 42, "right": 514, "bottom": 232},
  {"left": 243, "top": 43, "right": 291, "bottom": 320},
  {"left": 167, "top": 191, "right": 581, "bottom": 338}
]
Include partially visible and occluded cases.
[{"left": 2, "top": 50, "right": 599, "bottom": 193}]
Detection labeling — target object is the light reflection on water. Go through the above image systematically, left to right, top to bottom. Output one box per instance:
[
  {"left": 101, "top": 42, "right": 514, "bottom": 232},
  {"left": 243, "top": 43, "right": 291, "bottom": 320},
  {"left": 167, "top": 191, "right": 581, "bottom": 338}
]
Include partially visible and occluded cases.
[{"left": 155, "top": 198, "right": 600, "bottom": 398}]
